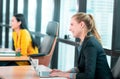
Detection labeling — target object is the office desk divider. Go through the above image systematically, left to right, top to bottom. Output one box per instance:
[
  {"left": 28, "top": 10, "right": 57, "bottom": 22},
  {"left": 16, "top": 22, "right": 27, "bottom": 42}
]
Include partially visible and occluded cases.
[{"left": 29, "top": 57, "right": 52, "bottom": 77}]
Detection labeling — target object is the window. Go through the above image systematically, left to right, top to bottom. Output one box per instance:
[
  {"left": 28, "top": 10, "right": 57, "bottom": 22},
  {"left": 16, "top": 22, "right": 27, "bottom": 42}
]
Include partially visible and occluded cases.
[
  {"left": 1, "top": 0, "right": 6, "bottom": 48},
  {"left": 9, "top": 0, "right": 14, "bottom": 48},
  {"left": 18, "top": 0, "right": 24, "bottom": 13},
  {"left": 28, "top": 0, "right": 37, "bottom": 31},
  {"left": 41, "top": 0, "right": 54, "bottom": 34},
  {"left": 58, "top": 0, "right": 77, "bottom": 71},
  {"left": 87, "top": 0, "right": 114, "bottom": 67}
]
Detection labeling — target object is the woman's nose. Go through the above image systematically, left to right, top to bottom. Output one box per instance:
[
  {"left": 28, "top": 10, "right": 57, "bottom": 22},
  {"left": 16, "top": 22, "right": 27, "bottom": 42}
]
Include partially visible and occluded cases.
[
  {"left": 69, "top": 26, "right": 72, "bottom": 31},
  {"left": 69, "top": 28, "right": 71, "bottom": 32}
]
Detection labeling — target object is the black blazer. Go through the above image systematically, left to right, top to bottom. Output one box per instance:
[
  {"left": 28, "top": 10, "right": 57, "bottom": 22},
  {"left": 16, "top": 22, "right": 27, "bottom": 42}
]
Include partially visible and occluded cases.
[{"left": 76, "top": 36, "right": 113, "bottom": 79}]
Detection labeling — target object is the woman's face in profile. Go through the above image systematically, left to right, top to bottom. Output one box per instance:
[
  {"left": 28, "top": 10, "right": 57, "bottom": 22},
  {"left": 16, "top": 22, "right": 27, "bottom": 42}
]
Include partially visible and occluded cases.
[
  {"left": 11, "top": 16, "right": 21, "bottom": 30},
  {"left": 69, "top": 18, "right": 83, "bottom": 38}
]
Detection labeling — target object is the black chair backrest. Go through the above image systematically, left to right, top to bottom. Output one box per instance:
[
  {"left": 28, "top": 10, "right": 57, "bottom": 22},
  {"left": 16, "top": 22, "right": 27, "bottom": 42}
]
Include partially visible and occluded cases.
[
  {"left": 40, "top": 21, "right": 59, "bottom": 55},
  {"left": 46, "top": 21, "right": 58, "bottom": 37},
  {"left": 104, "top": 49, "right": 120, "bottom": 79},
  {"left": 112, "top": 57, "right": 120, "bottom": 79}
]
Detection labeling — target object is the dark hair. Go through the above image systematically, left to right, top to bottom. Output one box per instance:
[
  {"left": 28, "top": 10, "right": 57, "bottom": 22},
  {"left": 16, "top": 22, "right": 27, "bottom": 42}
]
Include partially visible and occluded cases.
[{"left": 14, "top": 14, "right": 38, "bottom": 48}]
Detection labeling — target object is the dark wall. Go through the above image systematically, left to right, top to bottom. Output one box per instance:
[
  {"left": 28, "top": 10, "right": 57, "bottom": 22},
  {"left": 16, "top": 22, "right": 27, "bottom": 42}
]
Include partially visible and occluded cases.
[{"left": 112, "top": 0, "right": 120, "bottom": 50}]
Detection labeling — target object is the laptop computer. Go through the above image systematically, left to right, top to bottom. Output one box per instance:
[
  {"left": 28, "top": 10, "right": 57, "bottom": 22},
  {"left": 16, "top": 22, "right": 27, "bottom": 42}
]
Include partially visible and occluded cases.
[
  {"left": 0, "top": 48, "right": 16, "bottom": 57},
  {"left": 29, "top": 57, "right": 52, "bottom": 77}
]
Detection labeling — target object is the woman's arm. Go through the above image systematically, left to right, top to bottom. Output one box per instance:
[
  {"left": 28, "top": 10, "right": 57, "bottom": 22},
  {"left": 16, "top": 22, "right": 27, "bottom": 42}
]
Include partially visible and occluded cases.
[
  {"left": 20, "top": 30, "right": 30, "bottom": 55},
  {"left": 50, "top": 68, "right": 78, "bottom": 79},
  {"left": 50, "top": 71, "right": 71, "bottom": 79}
]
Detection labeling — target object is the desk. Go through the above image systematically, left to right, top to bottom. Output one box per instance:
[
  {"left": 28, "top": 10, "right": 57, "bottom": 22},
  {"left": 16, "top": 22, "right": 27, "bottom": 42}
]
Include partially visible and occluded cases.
[
  {"left": 0, "top": 56, "right": 29, "bottom": 61},
  {"left": 0, "top": 66, "right": 67, "bottom": 79},
  {"left": 0, "top": 66, "right": 39, "bottom": 79}
]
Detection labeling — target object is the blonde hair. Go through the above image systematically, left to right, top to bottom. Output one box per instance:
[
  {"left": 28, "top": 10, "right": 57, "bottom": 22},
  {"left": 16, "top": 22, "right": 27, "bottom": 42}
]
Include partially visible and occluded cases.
[{"left": 72, "top": 12, "right": 101, "bottom": 43}]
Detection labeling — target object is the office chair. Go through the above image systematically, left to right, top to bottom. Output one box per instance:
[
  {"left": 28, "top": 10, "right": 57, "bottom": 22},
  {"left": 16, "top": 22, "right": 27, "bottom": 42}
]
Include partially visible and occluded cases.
[
  {"left": 29, "top": 21, "right": 59, "bottom": 66},
  {"left": 104, "top": 49, "right": 120, "bottom": 79},
  {"left": 111, "top": 57, "right": 120, "bottom": 79}
]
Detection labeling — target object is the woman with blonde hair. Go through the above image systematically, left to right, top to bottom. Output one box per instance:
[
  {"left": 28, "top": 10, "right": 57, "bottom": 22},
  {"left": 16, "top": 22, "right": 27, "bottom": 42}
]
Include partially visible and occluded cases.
[{"left": 50, "top": 12, "right": 113, "bottom": 79}]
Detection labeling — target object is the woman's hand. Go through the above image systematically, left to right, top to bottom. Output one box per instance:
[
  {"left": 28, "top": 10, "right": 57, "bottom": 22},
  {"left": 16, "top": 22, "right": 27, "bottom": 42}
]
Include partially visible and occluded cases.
[
  {"left": 16, "top": 48, "right": 21, "bottom": 52},
  {"left": 51, "top": 69, "right": 62, "bottom": 72},
  {"left": 50, "top": 71, "right": 70, "bottom": 79}
]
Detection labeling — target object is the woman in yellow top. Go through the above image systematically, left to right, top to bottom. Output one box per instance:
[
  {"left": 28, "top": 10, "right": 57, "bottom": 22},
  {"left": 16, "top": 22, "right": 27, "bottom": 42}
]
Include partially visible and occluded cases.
[{"left": 11, "top": 14, "right": 38, "bottom": 65}]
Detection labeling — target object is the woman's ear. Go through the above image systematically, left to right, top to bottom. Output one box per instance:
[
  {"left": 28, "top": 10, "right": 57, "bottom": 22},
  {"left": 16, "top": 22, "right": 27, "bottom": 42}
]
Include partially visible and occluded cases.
[
  {"left": 18, "top": 21, "right": 21, "bottom": 26},
  {"left": 79, "top": 21, "right": 85, "bottom": 28},
  {"left": 81, "top": 21, "right": 85, "bottom": 26}
]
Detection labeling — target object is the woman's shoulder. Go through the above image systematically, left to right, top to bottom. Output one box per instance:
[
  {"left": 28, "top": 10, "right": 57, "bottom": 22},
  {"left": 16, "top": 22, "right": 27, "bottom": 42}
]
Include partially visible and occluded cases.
[
  {"left": 20, "top": 29, "right": 29, "bottom": 34},
  {"left": 20, "top": 29, "right": 31, "bottom": 38},
  {"left": 20, "top": 29, "right": 28, "bottom": 32},
  {"left": 81, "top": 36, "right": 104, "bottom": 54},
  {"left": 84, "top": 36, "right": 102, "bottom": 48}
]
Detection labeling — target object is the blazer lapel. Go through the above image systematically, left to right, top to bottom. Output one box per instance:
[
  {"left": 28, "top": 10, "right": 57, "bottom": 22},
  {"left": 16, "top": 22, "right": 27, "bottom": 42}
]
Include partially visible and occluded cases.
[{"left": 78, "top": 36, "right": 90, "bottom": 64}]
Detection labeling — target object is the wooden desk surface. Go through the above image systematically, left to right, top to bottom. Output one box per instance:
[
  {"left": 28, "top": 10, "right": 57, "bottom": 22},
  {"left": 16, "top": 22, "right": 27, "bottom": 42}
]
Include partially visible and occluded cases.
[
  {"left": 0, "top": 56, "right": 29, "bottom": 61},
  {"left": 0, "top": 66, "right": 39, "bottom": 79},
  {"left": 0, "top": 66, "right": 67, "bottom": 79}
]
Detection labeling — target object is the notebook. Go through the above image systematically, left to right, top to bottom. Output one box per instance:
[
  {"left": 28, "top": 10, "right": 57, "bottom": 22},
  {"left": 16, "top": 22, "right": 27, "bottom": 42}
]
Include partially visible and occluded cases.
[{"left": 0, "top": 48, "right": 16, "bottom": 57}]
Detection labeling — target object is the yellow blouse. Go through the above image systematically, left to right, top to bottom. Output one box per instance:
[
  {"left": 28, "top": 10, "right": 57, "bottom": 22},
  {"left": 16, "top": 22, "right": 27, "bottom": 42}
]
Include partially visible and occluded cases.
[{"left": 12, "top": 29, "right": 38, "bottom": 65}]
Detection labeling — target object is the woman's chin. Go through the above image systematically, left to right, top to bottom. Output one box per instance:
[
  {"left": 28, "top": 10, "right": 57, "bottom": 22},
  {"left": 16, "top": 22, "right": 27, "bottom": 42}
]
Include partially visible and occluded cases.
[{"left": 73, "top": 35, "right": 77, "bottom": 38}]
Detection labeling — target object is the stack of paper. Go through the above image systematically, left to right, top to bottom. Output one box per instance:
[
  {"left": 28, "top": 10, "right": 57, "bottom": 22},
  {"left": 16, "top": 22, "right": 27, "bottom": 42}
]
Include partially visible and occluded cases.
[{"left": 0, "top": 48, "right": 16, "bottom": 57}]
